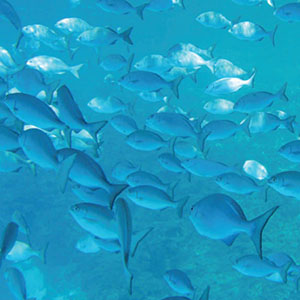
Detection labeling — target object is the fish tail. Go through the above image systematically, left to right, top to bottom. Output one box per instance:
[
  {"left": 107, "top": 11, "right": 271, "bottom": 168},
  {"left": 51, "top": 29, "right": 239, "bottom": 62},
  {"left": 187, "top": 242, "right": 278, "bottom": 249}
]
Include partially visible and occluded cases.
[
  {"left": 178, "top": 0, "right": 185, "bottom": 9},
  {"left": 266, "top": 0, "right": 275, "bottom": 8},
  {"left": 136, "top": 3, "right": 148, "bottom": 20},
  {"left": 231, "top": 16, "right": 241, "bottom": 26},
  {"left": 269, "top": 25, "right": 278, "bottom": 47},
  {"left": 119, "top": 27, "right": 133, "bottom": 45},
  {"left": 206, "top": 43, "right": 216, "bottom": 58},
  {"left": 126, "top": 53, "right": 135, "bottom": 73},
  {"left": 206, "top": 58, "right": 217, "bottom": 74},
  {"left": 70, "top": 63, "right": 83, "bottom": 79},
  {"left": 246, "top": 69, "right": 256, "bottom": 88},
  {"left": 170, "top": 76, "right": 183, "bottom": 99},
  {"left": 46, "top": 79, "right": 60, "bottom": 105},
  {"left": 276, "top": 82, "right": 289, "bottom": 102},
  {"left": 282, "top": 115, "right": 295, "bottom": 133},
  {"left": 240, "top": 117, "right": 251, "bottom": 137},
  {"left": 87, "top": 120, "right": 108, "bottom": 142},
  {"left": 196, "top": 130, "right": 211, "bottom": 152},
  {"left": 57, "top": 153, "right": 77, "bottom": 193},
  {"left": 167, "top": 178, "right": 180, "bottom": 196},
  {"left": 109, "top": 184, "right": 129, "bottom": 209},
  {"left": 176, "top": 196, "right": 189, "bottom": 218},
  {"left": 248, "top": 205, "right": 279, "bottom": 258},
  {"left": 130, "top": 227, "right": 153, "bottom": 258},
  {"left": 39, "top": 242, "right": 50, "bottom": 264},
  {"left": 280, "top": 261, "right": 293, "bottom": 283},
  {"left": 294, "top": 273, "right": 300, "bottom": 291},
  {"left": 199, "top": 286, "right": 210, "bottom": 300}
]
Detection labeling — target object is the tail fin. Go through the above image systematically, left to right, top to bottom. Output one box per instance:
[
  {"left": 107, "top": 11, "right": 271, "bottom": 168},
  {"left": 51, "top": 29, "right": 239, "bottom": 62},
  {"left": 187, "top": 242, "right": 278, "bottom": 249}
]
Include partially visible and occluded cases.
[
  {"left": 178, "top": 0, "right": 185, "bottom": 9},
  {"left": 136, "top": 3, "right": 147, "bottom": 20},
  {"left": 231, "top": 16, "right": 241, "bottom": 26},
  {"left": 269, "top": 25, "right": 278, "bottom": 47},
  {"left": 119, "top": 27, "right": 133, "bottom": 45},
  {"left": 206, "top": 44, "right": 216, "bottom": 58},
  {"left": 126, "top": 53, "right": 134, "bottom": 73},
  {"left": 205, "top": 58, "right": 217, "bottom": 74},
  {"left": 70, "top": 64, "right": 83, "bottom": 79},
  {"left": 246, "top": 69, "right": 256, "bottom": 88},
  {"left": 170, "top": 76, "right": 183, "bottom": 99},
  {"left": 45, "top": 80, "right": 60, "bottom": 105},
  {"left": 276, "top": 82, "right": 288, "bottom": 102},
  {"left": 282, "top": 115, "right": 295, "bottom": 133},
  {"left": 240, "top": 117, "right": 251, "bottom": 137},
  {"left": 86, "top": 120, "right": 108, "bottom": 142},
  {"left": 197, "top": 130, "right": 211, "bottom": 152},
  {"left": 57, "top": 153, "right": 77, "bottom": 193},
  {"left": 167, "top": 179, "right": 181, "bottom": 196},
  {"left": 109, "top": 184, "right": 129, "bottom": 209},
  {"left": 176, "top": 196, "right": 189, "bottom": 218},
  {"left": 248, "top": 206, "right": 279, "bottom": 258},
  {"left": 130, "top": 227, "right": 153, "bottom": 257},
  {"left": 38, "top": 242, "right": 49, "bottom": 264},
  {"left": 279, "top": 261, "right": 293, "bottom": 284},
  {"left": 199, "top": 286, "right": 210, "bottom": 300}
]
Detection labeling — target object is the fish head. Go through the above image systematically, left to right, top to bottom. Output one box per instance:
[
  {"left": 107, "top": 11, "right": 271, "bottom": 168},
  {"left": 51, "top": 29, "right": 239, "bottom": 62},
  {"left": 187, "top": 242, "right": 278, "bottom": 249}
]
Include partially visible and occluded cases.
[
  {"left": 273, "top": 7, "right": 290, "bottom": 21},
  {"left": 54, "top": 19, "right": 66, "bottom": 31},
  {"left": 22, "top": 25, "right": 34, "bottom": 35},
  {"left": 26, "top": 58, "right": 36, "bottom": 68},
  {"left": 203, "top": 101, "right": 212, "bottom": 112},
  {"left": 145, "top": 113, "right": 157, "bottom": 128},
  {"left": 278, "top": 144, "right": 290, "bottom": 156},
  {"left": 268, "top": 175, "right": 280, "bottom": 187},
  {"left": 125, "top": 187, "right": 140, "bottom": 201},
  {"left": 69, "top": 203, "right": 88, "bottom": 218}
]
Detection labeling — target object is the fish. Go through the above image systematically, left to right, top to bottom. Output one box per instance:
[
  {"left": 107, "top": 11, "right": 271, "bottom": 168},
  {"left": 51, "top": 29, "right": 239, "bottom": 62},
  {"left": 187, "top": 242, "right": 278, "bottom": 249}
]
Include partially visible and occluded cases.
[
  {"left": 96, "top": 0, "right": 147, "bottom": 20},
  {"left": 145, "top": 0, "right": 184, "bottom": 12},
  {"left": 232, "top": 0, "right": 274, "bottom": 6},
  {"left": 274, "top": 3, "right": 300, "bottom": 23},
  {"left": 196, "top": 11, "right": 234, "bottom": 29},
  {"left": 55, "top": 17, "right": 93, "bottom": 37},
  {"left": 229, "top": 22, "right": 277, "bottom": 46},
  {"left": 77, "top": 26, "right": 133, "bottom": 48},
  {"left": 168, "top": 43, "right": 215, "bottom": 59},
  {"left": 100, "top": 54, "right": 134, "bottom": 72},
  {"left": 134, "top": 54, "right": 172, "bottom": 74},
  {"left": 26, "top": 55, "right": 83, "bottom": 79},
  {"left": 210, "top": 58, "right": 248, "bottom": 79},
  {"left": 9, "top": 68, "right": 59, "bottom": 103},
  {"left": 205, "top": 70, "right": 255, "bottom": 96},
  {"left": 119, "top": 71, "right": 182, "bottom": 98},
  {"left": 234, "top": 83, "right": 288, "bottom": 113},
  {"left": 56, "top": 85, "right": 107, "bottom": 141},
  {"left": 5, "top": 93, "right": 65, "bottom": 130},
  {"left": 88, "top": 96, "right": 134, "bottom": 114},
  {"left": 203, "top": 99, "right": 234, "bottom": 115},
  {"left": 247, "top": 112, "right": 295, "bottom": 134},
  {"left": 110, "top": 114, "right": 138, "bottom": 135},
  {"left": 0, "top": 125, "right": 19, "bottom": 151},
  {"left": 126, "top": 129, "right": 171, "bottom": 151},
  {"left": 173, "top": 139, "right": 201, "bottom": 159},
  {"left": 279, "top": 140, "right": 300, "bottom": 163},
  {"left": 0, "top": 151, "right": 34, "bottom": 173},
  {"left": 158, "top": 153, "right": 186, "bottom": 174},
  {"left": 181, "top": 158, "right": 233, "bottom": 177},
  {"left": 111, "top": 160, "right": 139, "bottom": 182},
  {"left": 268, "top": 171, "right": 300, "bottom": 200},
  {"left": 215, "top": 172, "right": 263, "bottom": 195},
  {"left": 72, "top": 185, "right": 111, "bottom": 206},
  {"left": 125, "top": 185, "right": 188, "bottom": 216},
  {"left": 189, "top": 193, "right": 278, "bottom": 257},
  {"left": 114, "top": 198, "right": 133, "bottom": 294},
  {"left": 70, "top": 202, "right": 118, "bottom": 239},
  {"left": 12, "top": 211, "right": 31, "bottom": 246},
  {"left": 0, "top": 222, "right": 18, "bottom": 267},
  {"left": 7, "top": 241, "right": 48, "bottom": 263},
  {"left": 233, "top": 254, "right": 291, "bottom": 282},
  {"left": 4, "top": 267, "right": 36, "bottom": 300},
  {"left": 163, "top": 269, "right": 194, "bottom": 295}
]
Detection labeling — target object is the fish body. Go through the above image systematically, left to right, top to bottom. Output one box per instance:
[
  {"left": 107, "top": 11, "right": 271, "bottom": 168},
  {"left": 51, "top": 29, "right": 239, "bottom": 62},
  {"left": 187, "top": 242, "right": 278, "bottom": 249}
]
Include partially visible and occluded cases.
[
  {"left": 274, "top": 3, "right": 300, "bottom": 22},
  {"left": 196, "top": 11, "right": 233, "bottom": 29},
  {"left": 229, "top": 22, "right": 277, "bottom": 45},
  {"left": 26, "top": 55, "right": 83, "bottom": 79},
  {"left": 189, "top": 193, "right": 278, "bottom": 256}
]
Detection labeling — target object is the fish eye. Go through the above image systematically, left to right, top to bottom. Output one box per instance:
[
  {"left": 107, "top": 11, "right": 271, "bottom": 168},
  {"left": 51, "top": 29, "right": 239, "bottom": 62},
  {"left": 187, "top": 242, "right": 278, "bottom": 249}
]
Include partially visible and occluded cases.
[
  {"left": 270, "top": 176, "right": 277, "bottom": 183},
  {"left": 73, "top": 205, "right": 80, "bottom": 211}
]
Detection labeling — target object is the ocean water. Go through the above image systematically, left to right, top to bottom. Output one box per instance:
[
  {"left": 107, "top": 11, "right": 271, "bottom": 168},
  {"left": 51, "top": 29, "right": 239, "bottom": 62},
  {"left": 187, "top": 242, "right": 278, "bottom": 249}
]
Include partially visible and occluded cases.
[{"left": 1, "top": 0, "right": 300, "bottom": 299}]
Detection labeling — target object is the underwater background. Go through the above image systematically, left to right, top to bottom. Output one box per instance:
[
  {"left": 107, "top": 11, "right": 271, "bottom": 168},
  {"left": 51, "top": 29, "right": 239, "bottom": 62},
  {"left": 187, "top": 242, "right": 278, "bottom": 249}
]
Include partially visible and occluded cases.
[{"left": 1, "top": 0, "right": 300, "bottom": 299}]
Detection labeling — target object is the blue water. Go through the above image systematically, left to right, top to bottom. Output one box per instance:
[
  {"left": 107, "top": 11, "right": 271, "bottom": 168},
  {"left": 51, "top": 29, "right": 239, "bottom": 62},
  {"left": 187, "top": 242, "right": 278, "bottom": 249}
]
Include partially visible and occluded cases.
[{"left": 1, "top": 0, "right": 300, "bottom": 299}]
